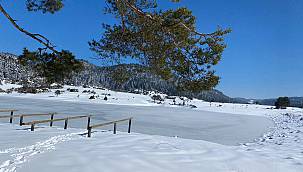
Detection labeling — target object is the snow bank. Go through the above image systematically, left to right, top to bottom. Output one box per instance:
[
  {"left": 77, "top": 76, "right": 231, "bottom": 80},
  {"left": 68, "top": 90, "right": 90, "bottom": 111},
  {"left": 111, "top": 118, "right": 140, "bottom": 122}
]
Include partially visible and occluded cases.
[
  {"left": 0, "top": 83, "right": 302, "bottom": 171},
  {"left": 0, "top": 124, "right": 301, "bottom": 172}
]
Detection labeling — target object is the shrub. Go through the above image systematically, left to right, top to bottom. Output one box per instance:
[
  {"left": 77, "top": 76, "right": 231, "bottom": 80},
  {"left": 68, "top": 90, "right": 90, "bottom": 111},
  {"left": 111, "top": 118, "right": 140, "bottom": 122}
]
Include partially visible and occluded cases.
[
  {"left": 16, "top": 87, "right": 38, "bottom": 94},
  {"left": 55, "top": 90, "right": 61, "bottom": 96},
  {"left": 151, "top": 95, "right": 163, "bottom": 103}
]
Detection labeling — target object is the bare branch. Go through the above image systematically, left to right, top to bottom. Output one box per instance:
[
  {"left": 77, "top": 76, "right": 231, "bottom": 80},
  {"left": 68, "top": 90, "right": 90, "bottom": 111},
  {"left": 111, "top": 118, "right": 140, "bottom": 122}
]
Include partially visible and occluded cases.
[{"left": 0, "top": 3, "right": 59, "bottom": 54}]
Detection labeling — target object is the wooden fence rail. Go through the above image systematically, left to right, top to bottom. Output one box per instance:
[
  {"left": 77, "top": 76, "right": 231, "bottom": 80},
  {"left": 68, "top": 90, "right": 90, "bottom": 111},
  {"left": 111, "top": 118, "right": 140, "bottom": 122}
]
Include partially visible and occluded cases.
[
  {"left": 0, "top": 109, "right": 18, "bottom": 123},
  {"left": 0, "top": 109, "right": 18, "bottom": 112},
  {"left": 1, "top": 109, "right": 134, "bottom": 138},
  {"left": 0, "top": 113, "right": 55, "bottom": 125},
  {"left": 19, "top": 113, "right": 56, "bottom": 126},
  {"left": 22, "top": 115, "right": 91, "bottom": 131},
  {"left": 87, "top": 117, "right": 132, "bottom": 137}
]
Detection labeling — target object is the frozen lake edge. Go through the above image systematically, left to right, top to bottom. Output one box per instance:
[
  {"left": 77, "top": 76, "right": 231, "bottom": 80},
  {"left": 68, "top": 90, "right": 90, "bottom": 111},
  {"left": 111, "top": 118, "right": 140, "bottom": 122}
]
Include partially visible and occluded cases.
[{"left": 0, "top": 95, "right": 274, "bottom": 146}]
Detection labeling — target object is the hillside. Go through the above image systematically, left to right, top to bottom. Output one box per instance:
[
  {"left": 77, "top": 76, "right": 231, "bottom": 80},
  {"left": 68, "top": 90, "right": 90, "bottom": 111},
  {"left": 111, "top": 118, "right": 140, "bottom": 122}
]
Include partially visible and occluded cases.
[
  {"left": 0, "top": 52, "right": 232, "bottom": 102},
  {"left": 257, "top": 97, "right": 303, "bottom": 108}
]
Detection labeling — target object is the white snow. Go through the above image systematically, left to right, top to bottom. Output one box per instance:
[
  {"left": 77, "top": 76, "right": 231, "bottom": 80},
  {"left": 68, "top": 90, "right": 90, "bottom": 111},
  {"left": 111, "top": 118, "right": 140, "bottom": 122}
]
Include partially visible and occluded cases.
[
  {"left": 0, "top": 81, "right": 22, "bottom": 91},
  {"left": 0, "top": 82, "right": 302, "bottom": 171},
  {"left": 0, "top": 84, "right": 159, "bottom": 107},
  {"left": 0, "top": 121, "right": 302, "bottom": 172}
]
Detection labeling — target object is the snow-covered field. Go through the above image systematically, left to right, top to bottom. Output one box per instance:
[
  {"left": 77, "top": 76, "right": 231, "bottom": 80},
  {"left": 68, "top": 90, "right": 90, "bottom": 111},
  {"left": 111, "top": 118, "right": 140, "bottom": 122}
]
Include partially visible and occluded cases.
[
  {"left": 0, "top": 83, "right": 302, "bottom": 171},
  {"left": 1, "top": 83, "right": 164, "bottom": 106}
]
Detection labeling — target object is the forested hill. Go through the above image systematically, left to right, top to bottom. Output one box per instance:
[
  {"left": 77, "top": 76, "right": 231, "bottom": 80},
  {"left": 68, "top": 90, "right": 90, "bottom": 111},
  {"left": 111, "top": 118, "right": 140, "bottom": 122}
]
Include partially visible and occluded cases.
[
  {"left": 0, "top": 52, "right": 233, "bottom": 102},
  {"left": 256, "top": 97, "right": 303, "bottom": 108}
]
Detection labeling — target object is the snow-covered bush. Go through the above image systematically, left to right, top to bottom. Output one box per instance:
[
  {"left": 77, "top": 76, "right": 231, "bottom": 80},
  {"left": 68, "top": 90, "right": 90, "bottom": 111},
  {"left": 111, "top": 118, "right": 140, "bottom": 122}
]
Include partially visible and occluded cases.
[{"left": 151, "top": 95, "right": 163, "bottom": 103}]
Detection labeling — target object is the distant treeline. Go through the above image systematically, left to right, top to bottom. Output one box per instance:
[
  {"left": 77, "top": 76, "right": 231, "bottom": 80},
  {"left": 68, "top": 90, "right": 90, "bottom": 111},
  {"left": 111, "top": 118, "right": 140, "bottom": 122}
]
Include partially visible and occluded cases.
[
  {"left": 1, "top": 52, "right": 302, "bottom": 106},
  {"left": 257, "top": 97, "right": 303, "bottom": 108}
]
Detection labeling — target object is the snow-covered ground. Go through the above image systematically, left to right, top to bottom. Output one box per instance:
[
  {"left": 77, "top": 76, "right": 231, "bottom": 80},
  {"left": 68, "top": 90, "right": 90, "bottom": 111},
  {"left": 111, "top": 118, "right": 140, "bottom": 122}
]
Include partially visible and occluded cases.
[
  {"left": 0, "top": 82, "right": 302, "bottom": 171},
  {"left": 0, "top": 83, "right": 157, "bottom": 107},
  {"left": 0, "top": 96, "right": 273, "bottom": 146},
  {"left": 0, "top": 115, "right": 302, "bottom": 172}
]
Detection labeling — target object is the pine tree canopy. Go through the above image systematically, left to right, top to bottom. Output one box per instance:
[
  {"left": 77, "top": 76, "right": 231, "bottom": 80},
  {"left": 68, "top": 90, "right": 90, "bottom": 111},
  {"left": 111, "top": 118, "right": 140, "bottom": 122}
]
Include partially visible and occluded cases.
[
  {"left": 1, "top": 0, "right": 231, "bottom": 92},
  {"left": 25, "top": 0, "right": 64, "bottom": 13},
  {"left": 89, "top": 0, "right": 231, "bottom": 92},
  {"left": 19, "top": 48, "right": 83, "bottom": 84},
  {"left": 275, "top": 97, "right": 290, "bottom": 109}
]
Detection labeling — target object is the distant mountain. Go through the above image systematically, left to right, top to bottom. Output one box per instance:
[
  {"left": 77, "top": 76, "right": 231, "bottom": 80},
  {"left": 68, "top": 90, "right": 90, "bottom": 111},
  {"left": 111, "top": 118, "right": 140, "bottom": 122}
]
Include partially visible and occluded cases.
[
  {"left": 0, "top": 52, "right": 233, "bottom": 103},
  {"left": 2, "top": 52, "right": 302, "bottom": 106},
  {"left": 0, "top": 53, "right": 31, "bottom": 81},
  {"left": 230, "top": 97, "right": 303, "bottom": 108},
  {"left": 231, "top": 97, "right": 253, "bottom": 104},
  {"left": 257, "top": 97, "right": 303, "bottom": 108}
]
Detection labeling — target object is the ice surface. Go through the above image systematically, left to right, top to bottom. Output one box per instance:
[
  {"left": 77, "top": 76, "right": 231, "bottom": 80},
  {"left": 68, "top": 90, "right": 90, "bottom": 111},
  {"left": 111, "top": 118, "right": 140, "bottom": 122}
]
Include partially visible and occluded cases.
[
  {"left": 0, "top": 84, "right": 302, "bottom": 172},
  {"left": 0, "top": 96, "right": 273, "bottom": 146}
]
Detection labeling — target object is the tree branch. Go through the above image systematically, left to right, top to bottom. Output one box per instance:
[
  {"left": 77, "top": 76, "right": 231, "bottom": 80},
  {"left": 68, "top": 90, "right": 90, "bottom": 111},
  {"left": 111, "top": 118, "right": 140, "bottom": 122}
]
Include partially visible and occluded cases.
[
  {"left": 121, "top": 0, "right": 217, "bottom": 37},
  {"left": 0, "top": 3, "right": 59, "bottom": 54}
]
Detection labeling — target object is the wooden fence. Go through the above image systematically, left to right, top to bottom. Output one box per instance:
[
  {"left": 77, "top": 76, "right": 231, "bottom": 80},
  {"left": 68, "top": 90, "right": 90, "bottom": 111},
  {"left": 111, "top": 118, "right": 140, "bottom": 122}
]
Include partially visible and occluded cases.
[
  {"left": 0, "top": 109, "right": 133, "bottom": 137},
  {"left": 0, "top": 109, "right": 18, "bottom": 123},
  {"left": 19, "top": 113, "right": 56, "bottom": 126},
  {"left": 22, "top": 115, "right": 91, "bottom": 131},
  {"left": 87, "top": 117, "right": 132, "bottom": 137}
]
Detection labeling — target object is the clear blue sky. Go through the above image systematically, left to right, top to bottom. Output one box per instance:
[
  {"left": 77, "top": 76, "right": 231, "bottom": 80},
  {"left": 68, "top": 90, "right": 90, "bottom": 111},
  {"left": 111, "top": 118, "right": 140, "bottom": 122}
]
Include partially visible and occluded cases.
[{"left": 1, "top": 0, "right": 302, "bottom": 99}]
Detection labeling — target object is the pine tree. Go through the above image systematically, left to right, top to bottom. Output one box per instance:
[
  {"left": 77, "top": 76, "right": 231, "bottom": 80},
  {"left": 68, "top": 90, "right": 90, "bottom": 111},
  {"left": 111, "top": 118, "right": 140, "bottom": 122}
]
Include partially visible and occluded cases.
[
  {"left": 1, "top": 0, "right": 231, "bottom": 92},
  {"left": 89, "top": 0, "right": 231, "bottom": 92},
  {"left": 19, "top": 48, "right": 83, "bottom": 84},
  {"left": 275, "top": 97, "right": 290, "bottom": 109}
]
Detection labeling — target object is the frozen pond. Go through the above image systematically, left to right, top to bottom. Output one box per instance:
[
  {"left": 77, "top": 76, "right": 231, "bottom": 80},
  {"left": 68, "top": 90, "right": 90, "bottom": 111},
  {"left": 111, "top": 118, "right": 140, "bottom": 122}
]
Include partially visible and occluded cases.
[{"left": 0, "top": 96, "right": 273, "bottom": 145}]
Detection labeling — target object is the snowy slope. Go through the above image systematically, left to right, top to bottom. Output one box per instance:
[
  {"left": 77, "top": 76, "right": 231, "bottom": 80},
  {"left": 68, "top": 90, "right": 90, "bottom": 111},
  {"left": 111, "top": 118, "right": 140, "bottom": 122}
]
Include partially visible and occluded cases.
[
  {"left": 0, "top": 83, "right": 303, "bottom": 171},
  {"left": 0, "top": 83, "right": 161, "bottom": 106},
  {"left": 0, "top": 122, "right": 302, "bottom": 172}
]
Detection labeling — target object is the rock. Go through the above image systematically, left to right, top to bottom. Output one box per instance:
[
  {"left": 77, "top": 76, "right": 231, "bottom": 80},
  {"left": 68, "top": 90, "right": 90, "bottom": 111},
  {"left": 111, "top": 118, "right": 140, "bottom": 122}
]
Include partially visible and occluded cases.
[
  {"left": 68, "top": 88, "right": 79, "bottom": 92},
  {"left": 190, "top": 104, "right": 197, "bottom": 108}
]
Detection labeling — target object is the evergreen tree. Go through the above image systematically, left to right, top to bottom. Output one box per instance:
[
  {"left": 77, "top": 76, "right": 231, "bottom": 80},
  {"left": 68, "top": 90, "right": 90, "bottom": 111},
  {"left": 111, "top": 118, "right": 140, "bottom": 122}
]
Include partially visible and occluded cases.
[
  {"left": 1, "top": 0, "right": 231, "bottom": 92},
  {"left": 25, "top": 0, "right": 64, "bottom": 13},
  {"left": 89, "top": 0, "right": 231, "bottom": 92},
  {"left": 19, "top": 48, "right": 83, "bottom": 84},
  {"left": 275, "top": 97, "right": 290, "bottom": 109}
]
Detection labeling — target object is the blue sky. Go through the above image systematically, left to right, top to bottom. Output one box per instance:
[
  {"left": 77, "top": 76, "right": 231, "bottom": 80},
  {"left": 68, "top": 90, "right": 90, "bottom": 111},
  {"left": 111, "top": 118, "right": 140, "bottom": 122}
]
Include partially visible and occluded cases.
[{"left": 0, "top": 0, "right": 302, "bottom": 99}]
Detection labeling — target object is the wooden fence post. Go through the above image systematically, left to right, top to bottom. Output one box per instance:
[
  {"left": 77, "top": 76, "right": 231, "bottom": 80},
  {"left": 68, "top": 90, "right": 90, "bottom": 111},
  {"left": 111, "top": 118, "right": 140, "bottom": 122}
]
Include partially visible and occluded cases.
[
  {"left": 9, "top": 111, "right": 14, "bottom": 123},
  {"left": 50, "top": 113, "right": 54, "bottom": 127},
  {"left": 19, "top": 115, "right": 24, "bottom": 126},
  {"left": 87, "top": 116, "right": 91, "bottom": 130},
  {"left": 64, "top": 118, "right": 68, "bottom": 129},
  {"left": 128, "top": 118, "right": 132, "bottom": 133},
  {"left": 113, "top": 123, "right": 117, "bottom": 134},
  {"left": 31, "top": 124, "right": 35, "bottom": 131},
  {"left": 88, "top": 127, "right": 92, "bottom": 138}
]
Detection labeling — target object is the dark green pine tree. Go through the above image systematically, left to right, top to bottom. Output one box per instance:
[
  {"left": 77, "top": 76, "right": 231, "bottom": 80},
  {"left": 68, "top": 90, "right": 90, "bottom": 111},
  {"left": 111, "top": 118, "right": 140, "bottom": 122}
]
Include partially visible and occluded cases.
[
  {"left": 1, "top": 0, "right": 231, "bottom": 92},
  {"left": 25, "top": 0, "right": 64, "bottom": 13},
  {"left": 89, "top": 0, "right": 231, "bottom": 92},
  {"left": 19, "top": 48, "right": 83, "bottom": 84},
  {"left": 275, "top": 97, "right": 290, "bottom": 109}
]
